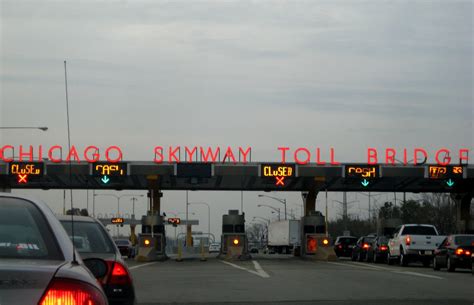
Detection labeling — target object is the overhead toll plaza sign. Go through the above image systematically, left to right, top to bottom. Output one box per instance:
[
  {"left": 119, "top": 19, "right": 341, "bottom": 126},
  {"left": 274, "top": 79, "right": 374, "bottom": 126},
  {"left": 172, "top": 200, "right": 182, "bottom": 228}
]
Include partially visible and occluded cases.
[
  {"left": 8, "top": 162, "right": 45, "bottom": 184},
  {"left": 91, "top": 162, "right": 128, "bottom": 185},
  {"left": 260, "top": 164, "right": 296, "bottom": 186}
]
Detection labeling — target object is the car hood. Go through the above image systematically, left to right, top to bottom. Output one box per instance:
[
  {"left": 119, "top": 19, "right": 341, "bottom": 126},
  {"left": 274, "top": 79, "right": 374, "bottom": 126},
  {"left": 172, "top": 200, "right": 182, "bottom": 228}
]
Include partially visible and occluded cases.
[{"left": 0, "top": 259, "right": 65, "bottom": 305}]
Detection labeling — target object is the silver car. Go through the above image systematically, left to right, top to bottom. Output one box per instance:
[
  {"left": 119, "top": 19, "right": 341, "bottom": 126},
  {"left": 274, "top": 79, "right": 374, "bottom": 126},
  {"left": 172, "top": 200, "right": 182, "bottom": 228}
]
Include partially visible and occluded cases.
[{"left": 0, "top": 193, "right": 108, "bottom": 305}]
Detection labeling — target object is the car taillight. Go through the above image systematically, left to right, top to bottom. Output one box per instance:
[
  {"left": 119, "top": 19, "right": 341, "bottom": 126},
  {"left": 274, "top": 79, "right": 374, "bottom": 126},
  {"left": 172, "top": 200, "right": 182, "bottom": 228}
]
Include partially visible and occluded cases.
[
  {"left": 405, "top": 235, "right": 411, "bottom": 246},
  {"left": 362, "top": 243, "right": 369, "bottom": 249},
  {"left": 338, "top": 245, "right": 342, "bottom": 249},
  {"left": 379, "top": 245, "right": 388, "bottom": 251},
  {"left": 455, "top": 248, "right": 465, "bottom": 256},
  {"left": 465, "top": 250, "right": 471, "bottom": 256},
  {"left": 106, "top": 261, "right": 132, "bottom": 285},
  {"left": 39, "top": 278, "right": 107, "bottom": 305}
]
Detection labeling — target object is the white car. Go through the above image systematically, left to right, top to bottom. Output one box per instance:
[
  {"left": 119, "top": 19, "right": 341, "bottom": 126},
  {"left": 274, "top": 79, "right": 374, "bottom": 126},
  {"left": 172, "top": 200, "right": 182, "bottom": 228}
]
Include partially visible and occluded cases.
[
  {"left": 387, "top": 224, "right": 445, "bottom": 267},
  {"left": 209, "top": 243, "right": 221, "bottom": 253}
]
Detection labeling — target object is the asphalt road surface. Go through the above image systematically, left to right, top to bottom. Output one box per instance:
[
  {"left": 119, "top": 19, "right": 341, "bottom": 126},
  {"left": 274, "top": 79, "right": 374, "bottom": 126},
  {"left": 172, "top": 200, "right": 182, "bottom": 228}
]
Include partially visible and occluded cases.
[{"left": 126, "top": 254, "right": 474, "bottom": 305}]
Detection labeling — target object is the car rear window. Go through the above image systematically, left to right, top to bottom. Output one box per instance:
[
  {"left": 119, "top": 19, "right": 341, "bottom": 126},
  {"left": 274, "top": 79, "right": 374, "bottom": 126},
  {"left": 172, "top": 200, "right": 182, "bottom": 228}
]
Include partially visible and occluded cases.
[
  {"left": 0, "top": 197, "right": 62, "bottom": 260},
  {"left": 60, "top": 220, "right": 115, "bottom": 254},
  {"left": 401, "top": 226, "right": 437, "bottom": 235},
  {"left": 454, "top": 235, "right": 474, "bottom": 246},
  {"left": 377, "top": 236, "right": 389, "bottom": 243},
  {"left": 339, "top": 237, "right": 357, "bottom": 244},
  {"left": 114, "top": 240, "right": 129, "bottom": 246}
]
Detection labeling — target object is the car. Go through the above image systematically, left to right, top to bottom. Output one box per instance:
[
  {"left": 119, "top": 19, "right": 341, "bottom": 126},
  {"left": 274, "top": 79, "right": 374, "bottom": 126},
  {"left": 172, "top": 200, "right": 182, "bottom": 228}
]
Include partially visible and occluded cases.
[
  {"left": 0, "top": 193, "right": 108, "bottom": 305},
  {"left": 58, "top": 215, "right": 136, "bottom": 305},
  {"left": 387, "top": 224, "right": 445, "bottom": 267},
  {"left": 433, "top": 234, "right": 474, "bottom": 272},
  {"left": 351, "top": 235, "right": 376, "bottom": 261},
  {"left": 334, "top": 236, "right": 357, "bottom": 257},
  {"left": 366, "top": 236, "right": 389, "bottom": 263},
  {"left": 115, "top": 239, "right": 135, "bottom": 258},
  {"left": 209, "top": 242, "right": 221, "bottom": 253},
  {"left": 250, "top": 247, "right": 259, "bottom": 254}
]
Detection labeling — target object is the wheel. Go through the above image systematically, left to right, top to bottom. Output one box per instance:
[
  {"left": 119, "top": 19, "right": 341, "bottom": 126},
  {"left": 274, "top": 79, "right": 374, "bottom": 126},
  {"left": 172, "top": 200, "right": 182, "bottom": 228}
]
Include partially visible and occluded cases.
[
  {"left": 400, "top": 251, "right": 409, "bottom": 267},
  {"left": 351, "top": 252, "right": 356, "bottom": 261},
  {"left": 357, "top": 252, "right": 363, "bottom": 262},
  {"left": 365, "top": 252, "right": 371, "bottom": 263},
  {"left": 373, "top": 252, "right": 378, "bottom": 263},
  {"left": 387, "top": 252, "right": 394, "bottom": 265},
  {"left": 447, "top": 256, "right": 456, "bottom": 272},
  {"left": 433, "top": 257, "right": 440, "bottom": 270},
  {"left": 422, "top": 258, "right": 430, "bottom": 267}
]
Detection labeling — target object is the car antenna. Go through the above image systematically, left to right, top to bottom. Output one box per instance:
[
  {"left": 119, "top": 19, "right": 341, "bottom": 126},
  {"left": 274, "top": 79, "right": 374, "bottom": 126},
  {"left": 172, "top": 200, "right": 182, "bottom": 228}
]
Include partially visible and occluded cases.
[{"left": 64, "top": 60, "right": 78, "bottom": 264}]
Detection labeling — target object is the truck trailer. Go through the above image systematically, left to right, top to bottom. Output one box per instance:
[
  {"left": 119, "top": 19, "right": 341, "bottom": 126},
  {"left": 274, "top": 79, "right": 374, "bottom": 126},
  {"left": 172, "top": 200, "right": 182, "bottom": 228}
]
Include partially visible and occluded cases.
[{"left": 267, "top": 220, "right": 300, "bottom": 254}]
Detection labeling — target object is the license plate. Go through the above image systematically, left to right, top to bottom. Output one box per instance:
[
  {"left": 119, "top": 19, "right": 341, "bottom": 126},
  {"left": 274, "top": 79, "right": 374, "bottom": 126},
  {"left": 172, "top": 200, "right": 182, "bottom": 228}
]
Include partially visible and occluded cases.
[
  {"left": 348, "top": 245, "right": 354, "bottom": 248},
  {"left": 425, "top": 251, "right": 432, "bottom": 255}
]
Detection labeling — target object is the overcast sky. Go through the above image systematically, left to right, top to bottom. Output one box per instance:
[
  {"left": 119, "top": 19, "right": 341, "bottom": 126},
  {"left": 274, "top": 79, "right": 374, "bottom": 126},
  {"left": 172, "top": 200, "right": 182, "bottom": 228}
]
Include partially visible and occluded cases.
[{"left": 1, "top": 0, "right": 472, "bottom": 238}]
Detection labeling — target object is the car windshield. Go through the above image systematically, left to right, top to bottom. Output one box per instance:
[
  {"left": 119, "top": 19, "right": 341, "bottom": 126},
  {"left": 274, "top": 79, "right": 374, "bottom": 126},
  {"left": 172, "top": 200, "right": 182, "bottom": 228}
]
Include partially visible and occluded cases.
[
  {"left": 0, "top": 197, "right": 62, "bottom": 260},
  {"left": 60, "top": 220, "right": 115, "bottom": 254},
  {"left": 401, "top": 226, "right": 437, "bottom": 235},
  {"left": 454, "top": 235, "right": 474, "bottom": 246}
]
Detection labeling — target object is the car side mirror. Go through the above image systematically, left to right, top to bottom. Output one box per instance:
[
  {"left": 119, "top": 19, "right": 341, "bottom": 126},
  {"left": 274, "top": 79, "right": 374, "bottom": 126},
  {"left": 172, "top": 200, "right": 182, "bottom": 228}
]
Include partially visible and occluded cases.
[{"left": 83, "top": 258, "right": 108, "bottom": 279}]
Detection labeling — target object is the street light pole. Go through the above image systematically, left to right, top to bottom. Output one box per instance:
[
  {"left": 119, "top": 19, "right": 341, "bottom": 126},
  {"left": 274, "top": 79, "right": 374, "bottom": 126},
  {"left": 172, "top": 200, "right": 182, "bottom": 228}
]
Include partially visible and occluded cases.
[
  {"left": 258, "top": 195, "right": 287, "bottom": 220},
  {"left": 257, "top": 204, "right": 281, "bottom": 221}
]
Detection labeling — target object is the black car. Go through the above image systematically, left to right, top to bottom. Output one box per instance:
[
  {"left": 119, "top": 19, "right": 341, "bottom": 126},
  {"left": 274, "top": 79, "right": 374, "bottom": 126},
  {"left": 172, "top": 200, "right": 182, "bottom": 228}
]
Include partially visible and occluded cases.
[
  {"left": 59, "top": 215, "right": 136, "bottom": 305},
  {"left": 433, "top": 234, "right": 474, "bottom": 272},
  {"left": 351, "top": 235, "right": 376, "bottom": 262},
  {"left": 334, "top": 236, "right": 357, "bottom": 257},
  {"left": 366, "top": 236, "right": 389, "bottom": 263},
  {"left": 115, "top": 239, "right": 135, "bottom": 258}
]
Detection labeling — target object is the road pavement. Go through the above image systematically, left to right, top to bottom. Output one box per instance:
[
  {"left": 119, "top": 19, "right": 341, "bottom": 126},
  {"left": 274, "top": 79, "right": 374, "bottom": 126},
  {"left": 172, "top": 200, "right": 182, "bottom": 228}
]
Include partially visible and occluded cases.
[{"left": 126, "top": 254, "right": 474, "bottom": 305}]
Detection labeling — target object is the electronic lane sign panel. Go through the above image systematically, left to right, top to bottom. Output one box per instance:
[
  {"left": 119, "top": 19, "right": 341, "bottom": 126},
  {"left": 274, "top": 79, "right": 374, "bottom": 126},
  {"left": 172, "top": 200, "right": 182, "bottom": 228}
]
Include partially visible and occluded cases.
[
  {"left": 8, "top": 162, "right": 45, "bottom": 184},
  {"left": 91, "top": 162, "right": 128, "bottom": 185},
  {"left": 92, "top": 163, "right": 128, "bottom": 176},
  {"left": 176, "top": 163, "right": 212, "bottom": 178},
  {"left": 261, "top": 164, "right": 296, "bottom": 186},
  {"left": 344, "top": 165, "right": 379, "bottom": 188},
  {"left": 428, "top": 166, "right": 464, "bottom": 179}
]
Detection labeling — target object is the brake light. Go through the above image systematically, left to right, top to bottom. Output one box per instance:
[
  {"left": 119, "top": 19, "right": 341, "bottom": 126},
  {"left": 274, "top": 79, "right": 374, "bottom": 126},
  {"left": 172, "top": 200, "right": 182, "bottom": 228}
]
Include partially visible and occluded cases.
[
  {"left": 405, "top": 235, "right": 411, "bottom": 246},
  {"left": 362, "top": 243, "right": 369, "bottom": 249},
  {"left": 338, "top": 245, "right": 342, "bottom": 249},
  {"left": 379, "top": 245, "right": 388, "bottom": 251},
  {"left": 455, "top": 248, "right": 464, "bottom": 256},
  {"left": 465, "top": 250, "right": 471, "bottom": 256},
  {"left": 106, "top": 261, "right": 132, "bottom": 285},
  {"left": 39, "top": 278, "right": 107, "bottom": 305}
]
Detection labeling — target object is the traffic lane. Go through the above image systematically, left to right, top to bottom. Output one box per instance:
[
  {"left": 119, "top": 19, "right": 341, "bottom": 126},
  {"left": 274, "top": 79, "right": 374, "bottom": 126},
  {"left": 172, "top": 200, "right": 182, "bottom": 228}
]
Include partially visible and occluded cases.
[{"left": 127, "top": 257, "right": 474, "bottom": 305}]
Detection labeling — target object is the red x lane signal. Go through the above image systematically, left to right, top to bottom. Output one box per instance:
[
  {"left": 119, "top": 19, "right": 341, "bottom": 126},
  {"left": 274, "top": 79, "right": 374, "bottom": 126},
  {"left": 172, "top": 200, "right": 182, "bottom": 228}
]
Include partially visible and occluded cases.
[
  {"left": 18, "top": 174, "right": 28, "bottom": 184},
  {"left": 275, "top": 176, "right": 285, "bottom": 186}
]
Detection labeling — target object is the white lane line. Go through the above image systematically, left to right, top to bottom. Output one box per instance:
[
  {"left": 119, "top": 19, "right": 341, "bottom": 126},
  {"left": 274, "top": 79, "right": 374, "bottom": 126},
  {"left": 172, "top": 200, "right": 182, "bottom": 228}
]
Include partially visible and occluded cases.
[
  {"left": 220, "top": 260, "right": 269, "bottom": 278},
  {"left": 252, "top": 260, "right": 270, "bottom": 278},
  {"left": 129, "top": 262, "right": 158, "bottom": 270},
  {"left": 327, "top": 262, "right": 377, "bottom": 271},
  {"left": 328, "top": 262, "right": 444, "bottom": 280},
  {"left": 349, "top": 262, "right": 392, "bottom": 271},
  {"left": 393, "top": 271, "right": 444, "bottom": 280}
]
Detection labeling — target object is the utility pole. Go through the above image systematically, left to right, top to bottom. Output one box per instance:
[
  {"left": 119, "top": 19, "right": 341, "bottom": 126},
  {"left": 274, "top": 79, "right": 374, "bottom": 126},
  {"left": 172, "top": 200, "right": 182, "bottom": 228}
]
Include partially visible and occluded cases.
[{"left": 343, "top": 192, "right": 348, "bottom": 230}]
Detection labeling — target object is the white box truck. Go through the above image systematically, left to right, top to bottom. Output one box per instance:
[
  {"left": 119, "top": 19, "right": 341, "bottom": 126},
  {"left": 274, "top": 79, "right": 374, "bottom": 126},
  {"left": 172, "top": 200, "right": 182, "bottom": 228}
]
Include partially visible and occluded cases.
[{"left": 267, "top": 220, "right": 300, "bottom": 254}]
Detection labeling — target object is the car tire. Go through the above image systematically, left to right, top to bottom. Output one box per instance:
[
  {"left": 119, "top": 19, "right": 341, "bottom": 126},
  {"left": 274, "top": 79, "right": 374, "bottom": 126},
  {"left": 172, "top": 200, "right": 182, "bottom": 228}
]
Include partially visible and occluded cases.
[
  {"left": 400, "top": 251, "right": 408, "bottom": 267},
  {"left": 351, "top": 252, "right": 356, "bottom": 261},
  {"left": 357, "top": 252, "right": 363, "bottom": 262},
  {"left": 373, "top": 252, "right": 378, "bottom": 263},
  {"left": 387, "top": 252, "right": 393, "bottom": 265},
  {"left": 447, "top": 256, "right": 456, "bottom": 272},
  {"left": 433, "top": 257, "right": 440, "bottom": 271},
  {"left": 422, "top": 258, "right": 430, "bottom": 267}
]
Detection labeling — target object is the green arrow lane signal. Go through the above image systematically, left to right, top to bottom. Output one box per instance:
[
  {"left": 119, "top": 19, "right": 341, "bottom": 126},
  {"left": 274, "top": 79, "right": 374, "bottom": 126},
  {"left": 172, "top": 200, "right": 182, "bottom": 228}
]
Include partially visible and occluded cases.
[
  {"left": 101, "top": 175, "right": 110, "bottom": 184},
  {"left": 361, "top": 179, "right": 370, "bottom": 187},
  {"left": 446, "top": 179, "right": 454, "bottom": 187}
]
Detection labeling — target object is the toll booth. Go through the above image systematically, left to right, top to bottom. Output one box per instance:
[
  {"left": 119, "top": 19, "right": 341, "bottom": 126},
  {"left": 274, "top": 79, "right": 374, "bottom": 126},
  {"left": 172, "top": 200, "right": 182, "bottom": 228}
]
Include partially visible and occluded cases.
[
  {"left": 220, "top": 210, "right": 249, "bottom": 259},
  {"left": 301, "top": 211, "right": 334, "bottom": 259},
  {"left": 135, "top": 213, "right": 166, "bottom": 261}
]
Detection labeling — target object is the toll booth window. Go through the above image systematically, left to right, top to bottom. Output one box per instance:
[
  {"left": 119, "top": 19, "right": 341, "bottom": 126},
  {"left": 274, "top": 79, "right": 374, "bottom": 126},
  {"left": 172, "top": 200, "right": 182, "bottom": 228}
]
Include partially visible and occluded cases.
[
  {"left": 222, "top": 224, "right": 234, "bottom": 233},
  {"left": 234, "top": 224, "right": 245, "bottom": 233},
  {"left": 304, "top": 225, "right": 315, "bottom": 234},
  {"left": 315, "top": 225, "right": 325, "bottom": 233}
]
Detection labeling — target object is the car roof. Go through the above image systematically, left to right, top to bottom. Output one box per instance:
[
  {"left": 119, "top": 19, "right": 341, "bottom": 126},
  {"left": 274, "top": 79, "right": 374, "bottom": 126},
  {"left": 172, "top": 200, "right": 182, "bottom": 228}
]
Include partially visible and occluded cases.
[{"left": 56, "top": 215, "right": 100, "bottom": 222}]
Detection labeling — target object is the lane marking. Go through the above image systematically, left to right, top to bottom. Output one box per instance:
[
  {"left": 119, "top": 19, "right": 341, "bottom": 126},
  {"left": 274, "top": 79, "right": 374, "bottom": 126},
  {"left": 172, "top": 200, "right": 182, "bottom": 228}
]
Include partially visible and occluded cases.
[
  {"left": 220, "top": 260, "right": 269, "bottom": 278},
  {"left": 252, "top": 260, "right": 270, "bottom": 278},
  {"left": 328, "top": 261, "right": 444, "bottom": 280},
  {"left": 129, "top": 262, "right": 158, "bottom": 270},
  {"left": 349, "top": 262, "right": 392, "bottom": 271},
  {"left": 393, "top": 271, "right": 444, "bottom": 280}
]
